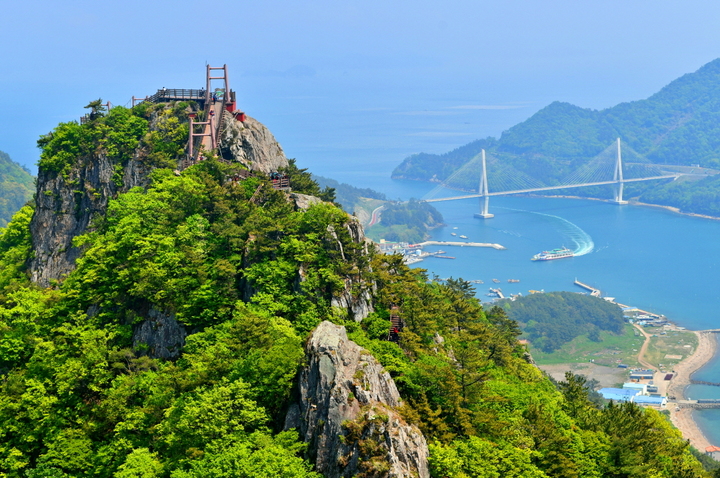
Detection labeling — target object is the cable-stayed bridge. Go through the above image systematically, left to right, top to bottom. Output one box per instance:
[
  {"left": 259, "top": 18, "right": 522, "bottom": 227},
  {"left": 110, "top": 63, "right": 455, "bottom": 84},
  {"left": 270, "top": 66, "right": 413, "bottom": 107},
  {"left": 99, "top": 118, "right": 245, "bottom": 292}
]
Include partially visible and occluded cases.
[{"left": 423, "top": 139, "right": 683, "bottom": 218}]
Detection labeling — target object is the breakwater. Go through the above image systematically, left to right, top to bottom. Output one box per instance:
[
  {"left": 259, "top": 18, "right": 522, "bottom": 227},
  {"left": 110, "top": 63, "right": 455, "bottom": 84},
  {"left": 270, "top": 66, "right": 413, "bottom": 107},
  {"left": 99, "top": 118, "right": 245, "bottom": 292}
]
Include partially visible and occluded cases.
[
  {"left": 418, "top": 241, "right": 505, "bottom": 250},
  {"left": 574, "top": 279, "right": 601, "bottom": 297},
  {"left": 691, "top": 380, "right": 720, "bottom": 387}
]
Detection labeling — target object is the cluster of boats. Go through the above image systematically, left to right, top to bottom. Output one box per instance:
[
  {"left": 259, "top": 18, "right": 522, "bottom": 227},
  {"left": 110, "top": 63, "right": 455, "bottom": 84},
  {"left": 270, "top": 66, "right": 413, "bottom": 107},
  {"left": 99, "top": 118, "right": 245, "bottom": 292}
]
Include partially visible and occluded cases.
[{"left": 449, "top": 227, "right": 468, "bottom": 239}]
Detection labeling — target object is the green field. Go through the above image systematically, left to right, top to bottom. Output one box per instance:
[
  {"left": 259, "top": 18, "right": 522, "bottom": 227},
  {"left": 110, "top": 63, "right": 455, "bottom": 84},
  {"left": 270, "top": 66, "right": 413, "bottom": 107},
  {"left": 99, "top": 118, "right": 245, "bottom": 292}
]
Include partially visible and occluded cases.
[
  {"left": 531, "top": 323, "right": 700, "bottom": 376},
  {"left": 531, "top": 324, "right": 644, "bottom": 367},
  {"left": 644, "top": 330, "right": 698, "bottom": 372}
]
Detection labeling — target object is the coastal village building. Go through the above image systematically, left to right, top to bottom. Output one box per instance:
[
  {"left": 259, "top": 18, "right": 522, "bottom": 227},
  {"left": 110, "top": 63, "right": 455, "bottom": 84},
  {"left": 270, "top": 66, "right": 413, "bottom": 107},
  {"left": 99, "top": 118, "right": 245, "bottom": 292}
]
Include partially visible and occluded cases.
[
  {"left": 629, "top": 369, "right": 655, "bottom": 381},
  {"left": 623, "top": 382, "right": 648, "bottom": 395},
  {"left": 599, "top": 388, "right": 639, "bottom": 402},
  {"left": 599, "top": 388, "right": 668, "bottom": 407},
  {"left": 633, "top": 395, "right": 667, "bottom": 407},
  {"left": 705, "top": 446, "right": 720, "bottom": 461}
]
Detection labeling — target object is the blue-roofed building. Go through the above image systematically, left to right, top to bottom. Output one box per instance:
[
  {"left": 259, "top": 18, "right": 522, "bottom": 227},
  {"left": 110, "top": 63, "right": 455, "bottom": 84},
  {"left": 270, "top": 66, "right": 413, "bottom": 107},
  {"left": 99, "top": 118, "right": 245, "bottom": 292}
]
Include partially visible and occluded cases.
[
  {"left": 623, "top": 382, "right": 648, "bottom": 395},
  {"left": 599, "top": 388, "right": 639, "bottom": 402},
  {"left": 633, "top": 395, "right": 667, "bottom": 407}
]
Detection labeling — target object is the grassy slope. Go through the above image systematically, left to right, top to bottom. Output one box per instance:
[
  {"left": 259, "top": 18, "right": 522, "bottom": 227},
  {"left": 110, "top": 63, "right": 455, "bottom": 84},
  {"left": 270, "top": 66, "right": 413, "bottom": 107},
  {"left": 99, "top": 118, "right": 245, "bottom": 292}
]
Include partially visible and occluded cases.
[{"left": 532, "top": 324, "right": 643, "bottom": 367}]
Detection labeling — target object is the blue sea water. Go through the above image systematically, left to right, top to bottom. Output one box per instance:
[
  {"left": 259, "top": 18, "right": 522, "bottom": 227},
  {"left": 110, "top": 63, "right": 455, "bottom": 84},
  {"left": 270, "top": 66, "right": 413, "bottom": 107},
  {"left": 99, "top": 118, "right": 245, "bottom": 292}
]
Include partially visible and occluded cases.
[{"left": 368, "top": 179, "right": 720, "bottom": 446}]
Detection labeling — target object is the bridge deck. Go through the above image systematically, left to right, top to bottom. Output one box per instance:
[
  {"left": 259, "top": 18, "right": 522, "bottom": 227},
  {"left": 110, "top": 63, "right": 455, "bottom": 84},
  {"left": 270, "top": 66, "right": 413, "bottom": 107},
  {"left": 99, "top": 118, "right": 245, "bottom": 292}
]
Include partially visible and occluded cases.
[{"left": 424, "top": 175, "right": 679, "bottom": 203}]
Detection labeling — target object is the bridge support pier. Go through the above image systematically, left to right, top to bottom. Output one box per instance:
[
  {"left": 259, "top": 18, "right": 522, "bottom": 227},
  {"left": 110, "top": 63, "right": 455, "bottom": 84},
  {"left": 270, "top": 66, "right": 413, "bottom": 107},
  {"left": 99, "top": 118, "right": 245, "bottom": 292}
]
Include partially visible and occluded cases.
[
  {"left": 611, "top": 138, "right": 628, "bottom": 205},
  {"left": 474, "top": 149, "right": 494, "bottom": 219},
  {"left": 611, "top": 183, "right": 628, "bottom": 205},
  {"left": 474, "top": 196, "right": 494, "bottom": 219}
]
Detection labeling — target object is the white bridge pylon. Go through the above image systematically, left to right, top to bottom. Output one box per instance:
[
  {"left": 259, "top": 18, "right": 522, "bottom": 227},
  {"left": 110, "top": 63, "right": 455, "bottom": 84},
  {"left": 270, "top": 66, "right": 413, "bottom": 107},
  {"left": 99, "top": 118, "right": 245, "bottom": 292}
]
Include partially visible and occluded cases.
[{"left": 423, "top": 138, "right": 682, "bottom": 219}]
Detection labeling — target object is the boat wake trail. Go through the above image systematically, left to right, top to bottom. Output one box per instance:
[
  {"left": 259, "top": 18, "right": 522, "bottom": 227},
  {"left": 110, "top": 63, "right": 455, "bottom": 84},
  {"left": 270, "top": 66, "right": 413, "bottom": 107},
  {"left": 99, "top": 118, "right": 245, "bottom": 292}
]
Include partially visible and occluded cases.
[{"left": 498, "top": 207, "right": 595, "bottom": 256}]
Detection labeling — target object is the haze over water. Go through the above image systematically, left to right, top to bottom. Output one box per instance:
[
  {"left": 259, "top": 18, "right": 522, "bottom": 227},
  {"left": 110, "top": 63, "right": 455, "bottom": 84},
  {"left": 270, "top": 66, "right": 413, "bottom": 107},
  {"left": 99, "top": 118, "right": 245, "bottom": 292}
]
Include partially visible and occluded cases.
[{"left": 369, "top": 179, "right": 720, "bottom": 446}]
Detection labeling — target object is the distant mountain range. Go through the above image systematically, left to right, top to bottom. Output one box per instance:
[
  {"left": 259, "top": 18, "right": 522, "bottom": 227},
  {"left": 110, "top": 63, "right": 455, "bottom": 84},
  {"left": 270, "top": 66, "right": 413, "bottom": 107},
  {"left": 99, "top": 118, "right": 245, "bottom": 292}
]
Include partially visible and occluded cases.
[
  {"left": 393, "top": 58, "right": 720, "bottom": 187},
  {"left": 0, "top": 150, "right": 33, "bottom": 227}
]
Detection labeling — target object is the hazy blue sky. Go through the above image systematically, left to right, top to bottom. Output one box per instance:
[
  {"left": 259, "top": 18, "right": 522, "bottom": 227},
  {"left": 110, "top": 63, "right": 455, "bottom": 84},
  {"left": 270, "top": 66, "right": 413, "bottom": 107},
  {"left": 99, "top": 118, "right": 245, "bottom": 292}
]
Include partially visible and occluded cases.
[{"left": 3, "top": 1, "right": 720, "bottom": 186}]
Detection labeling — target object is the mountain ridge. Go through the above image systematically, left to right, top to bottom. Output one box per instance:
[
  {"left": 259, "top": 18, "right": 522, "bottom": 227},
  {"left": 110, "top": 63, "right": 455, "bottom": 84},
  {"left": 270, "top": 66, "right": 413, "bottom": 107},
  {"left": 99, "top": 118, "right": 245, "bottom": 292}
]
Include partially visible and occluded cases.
[{"left": 393, "top": 58, "right": 720, "bottom": 186}]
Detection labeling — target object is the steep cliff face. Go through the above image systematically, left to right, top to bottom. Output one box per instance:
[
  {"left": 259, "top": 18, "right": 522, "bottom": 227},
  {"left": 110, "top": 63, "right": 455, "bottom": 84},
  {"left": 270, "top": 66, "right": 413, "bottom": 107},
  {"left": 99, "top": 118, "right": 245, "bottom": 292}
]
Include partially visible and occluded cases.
[
  {"left": 29, "top": 108, "right": 291, "bottom": 288},
  {"left": 219, "top": 113, "right": 289, "bottom": 173},
  {"left": 29, "top": 153, "right": 151, "bottom": 287},
  {"left": 287, "top": 195, "right": 374, "bottom": 322},
  {"left": 327, "top": 220, "right": 374, "bottom": 322},
  {"left": 285, "top": 321, "right": 429, "bottom": 478}
]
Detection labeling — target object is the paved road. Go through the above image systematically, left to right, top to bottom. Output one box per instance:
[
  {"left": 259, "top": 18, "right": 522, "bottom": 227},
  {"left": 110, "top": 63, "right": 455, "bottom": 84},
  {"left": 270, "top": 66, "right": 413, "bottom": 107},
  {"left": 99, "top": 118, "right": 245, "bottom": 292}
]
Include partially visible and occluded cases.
[{"left": 368, "top": 205, "right": 384, "bottom": 226}]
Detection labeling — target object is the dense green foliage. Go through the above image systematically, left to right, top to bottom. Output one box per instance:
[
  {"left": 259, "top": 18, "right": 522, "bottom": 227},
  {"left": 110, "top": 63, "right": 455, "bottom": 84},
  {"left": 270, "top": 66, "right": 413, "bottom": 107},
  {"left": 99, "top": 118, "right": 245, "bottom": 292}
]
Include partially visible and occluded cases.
[
  {"left": 392, "top": 58, "right": 720, "bottom": 217},
  {"left": 37, "top": 101, "right": 193, "bottom": 178},
  {"left": 0, "top": 102, "right": 709, "bottom": 477},
  {"left": 0, "top": 151, "right": 33, "bottom": 227},
  {"left": 0, "top": 158, "right": 369, "bottom": 476},
  {"left": 279, "top": 159, "right": 336, "bottom": 202},
  {"left": 630, "top": 174, "right": 720, "bottom": 216},
  {"left": 352, "top": 274, "right": 704, "bottom": 477},
  {"left": 500, "top": 292, "right": 625, "bottom": 353}
]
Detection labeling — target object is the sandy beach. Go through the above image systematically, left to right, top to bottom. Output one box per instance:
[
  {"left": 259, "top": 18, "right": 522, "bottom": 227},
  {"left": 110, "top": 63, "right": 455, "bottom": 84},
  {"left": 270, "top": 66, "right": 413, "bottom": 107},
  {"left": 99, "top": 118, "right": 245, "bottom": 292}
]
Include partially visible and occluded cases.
[{"left": 666, "top": 331, "right": 719, "bottom": 450}]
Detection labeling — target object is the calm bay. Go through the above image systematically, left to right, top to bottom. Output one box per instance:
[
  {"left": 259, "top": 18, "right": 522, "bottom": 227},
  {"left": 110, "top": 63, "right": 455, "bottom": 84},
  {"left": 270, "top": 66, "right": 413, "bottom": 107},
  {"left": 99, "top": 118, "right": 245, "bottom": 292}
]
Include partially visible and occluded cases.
[{"left": 372, "top": 179, "right": 720, "bottom": 446}]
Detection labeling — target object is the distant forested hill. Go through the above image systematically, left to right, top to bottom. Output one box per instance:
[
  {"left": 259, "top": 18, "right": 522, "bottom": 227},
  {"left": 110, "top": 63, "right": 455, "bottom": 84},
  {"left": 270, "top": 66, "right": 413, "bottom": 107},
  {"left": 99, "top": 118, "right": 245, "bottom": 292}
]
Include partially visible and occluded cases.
[
  {"left": 393, "top": 59, "right": 720, "bottom": 214},
  {"left": 0, "top": 150, "right": 34, "bottom": 227},
  {"left": 312, "top": 174, "right": 387, "bottom": 212},
  {"left": 313, "top": 175, "right": 444, "bottom": 243},
  {"left": 501, "top": 291, "right": 625, "bottom": 353}
]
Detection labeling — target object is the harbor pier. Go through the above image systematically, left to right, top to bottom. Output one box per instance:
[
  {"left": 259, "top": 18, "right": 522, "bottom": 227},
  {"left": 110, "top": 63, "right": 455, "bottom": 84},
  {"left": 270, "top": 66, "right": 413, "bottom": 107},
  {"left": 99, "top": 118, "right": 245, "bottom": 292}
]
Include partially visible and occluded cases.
[
  {"left": 418, "top": 240, "right": 506, "bottom": 250},
  {"left": 574, "top": 279, "right": 601, "bottom": 297}
]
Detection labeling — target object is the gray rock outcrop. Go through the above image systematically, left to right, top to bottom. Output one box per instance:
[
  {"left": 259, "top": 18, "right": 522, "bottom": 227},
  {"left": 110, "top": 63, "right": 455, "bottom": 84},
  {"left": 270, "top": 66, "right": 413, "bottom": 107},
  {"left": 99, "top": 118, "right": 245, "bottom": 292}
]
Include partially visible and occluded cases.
[
  {"left": 219, "top": 113, "right": 289, "bottom": 173},
  {"left": 29, "top": 153, "right": 151, "bottom": 287},
  {"left": 290, "top": 192, "right": 323, "bottom": 211},
  {"left": 132, "top": 308, "right": 187, "bottom": 360},
  {"left": 285, "top": 321, "right": 429, "bottom": 478}
]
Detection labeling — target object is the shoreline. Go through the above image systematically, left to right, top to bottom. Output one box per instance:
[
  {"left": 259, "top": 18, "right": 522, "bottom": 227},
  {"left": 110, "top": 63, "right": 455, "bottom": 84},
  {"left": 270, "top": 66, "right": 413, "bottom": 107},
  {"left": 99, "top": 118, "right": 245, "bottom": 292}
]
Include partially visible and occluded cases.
[
  {"left": 392, "top": 177, "right": 720, "bottom": 222},
  {"left": 398, "top": 178, "right": 720, "bottom": 448},
  {"left": 528, "top": 193, "right": 720, "bottom": 222},
  {"left": 666, "top": 331, "right": 719, "bottom": 451}
]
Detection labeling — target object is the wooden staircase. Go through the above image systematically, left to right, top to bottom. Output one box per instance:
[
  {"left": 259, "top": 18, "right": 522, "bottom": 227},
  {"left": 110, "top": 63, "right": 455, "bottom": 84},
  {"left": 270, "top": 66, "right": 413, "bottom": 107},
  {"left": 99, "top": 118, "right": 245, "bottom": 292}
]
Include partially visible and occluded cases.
[{"left": 388, "top": 305, "right": 403, "bottom": 342}]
